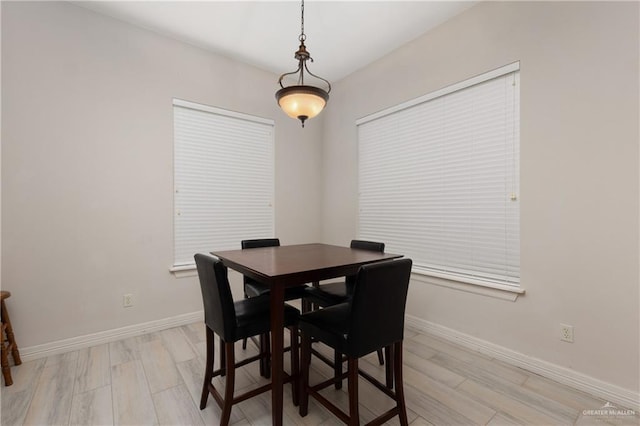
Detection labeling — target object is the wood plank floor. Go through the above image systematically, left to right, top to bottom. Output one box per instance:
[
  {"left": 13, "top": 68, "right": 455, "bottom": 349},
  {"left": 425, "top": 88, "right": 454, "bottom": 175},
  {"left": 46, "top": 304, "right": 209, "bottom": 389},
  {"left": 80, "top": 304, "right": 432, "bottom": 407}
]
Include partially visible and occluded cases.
[{"left": 1, "top": 321, "right": 637, "bottom": 426}]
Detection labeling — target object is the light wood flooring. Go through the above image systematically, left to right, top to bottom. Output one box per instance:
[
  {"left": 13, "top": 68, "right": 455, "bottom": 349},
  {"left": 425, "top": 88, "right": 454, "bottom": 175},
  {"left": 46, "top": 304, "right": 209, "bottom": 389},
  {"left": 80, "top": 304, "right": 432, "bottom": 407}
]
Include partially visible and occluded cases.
[{"left": 1, "top": 321, "right": 638, "bottom": 426}]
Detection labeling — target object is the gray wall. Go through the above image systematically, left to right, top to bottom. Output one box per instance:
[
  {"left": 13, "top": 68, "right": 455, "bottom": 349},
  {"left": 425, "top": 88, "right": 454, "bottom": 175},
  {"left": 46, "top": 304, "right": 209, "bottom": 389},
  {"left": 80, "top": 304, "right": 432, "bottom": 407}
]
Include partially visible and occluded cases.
[
  {"left": 320, "top": 1, "right": 639, "bottom": 394},
  {"left": 1, "top": 2, "right": 323, "bottom": 347}
]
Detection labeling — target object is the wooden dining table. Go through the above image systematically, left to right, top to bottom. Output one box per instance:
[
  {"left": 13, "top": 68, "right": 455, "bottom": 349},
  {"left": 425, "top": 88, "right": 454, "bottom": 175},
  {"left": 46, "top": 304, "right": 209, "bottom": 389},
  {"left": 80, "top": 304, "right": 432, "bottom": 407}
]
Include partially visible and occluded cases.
[{"left": 211, "top": 243, "right": 402, "bottom": 425}]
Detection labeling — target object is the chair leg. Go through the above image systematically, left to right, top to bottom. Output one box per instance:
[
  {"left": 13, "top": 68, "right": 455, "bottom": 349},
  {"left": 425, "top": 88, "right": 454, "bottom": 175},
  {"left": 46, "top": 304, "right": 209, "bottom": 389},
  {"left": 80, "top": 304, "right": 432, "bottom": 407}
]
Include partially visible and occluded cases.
[
  {"left": 242, "top": 292, "right": 249, "bottom": 350},
  {"left": 1, "top": 300, "right": 20, "bottom": 366},
  {"left": 1, "top": 324, "right": 11, "bottom": 386},
  {"left": 290, "top": 326, "right": 299, "bottom": 406},
  {"left": 200, "top": 327, "right": 215, "bottom": 409},
  {"left": 263, "top": 332, "right": 271, "bottom": 379},
  {"left": 299, "top": 332, "right": 311, "bottom": 417},
  {"left": 258, "top": 333, "right": 266, "bottom": 377},
  {"left": 258, "top": 333, "right": 271, "bottom": 378},
  {"left": 219, "top": 335, "right": 226, "bottom": 377},
  {"left": 393, "top": 341, "right": 408, "bottom": 426},
  {"left": 220, "top": 342, "right": 236, "bottom": 426},
  {"left": 385, "top": 345, "right": 394, "bottom": 389},
  {"left": 377, "top": 348, "right": 384, "bottom": 365},
  {"left": 334, "top": 349, "right": 343, "bottom": 389},
  {"left": 347, "top": 357, "right": 359, "bottom": 426}
]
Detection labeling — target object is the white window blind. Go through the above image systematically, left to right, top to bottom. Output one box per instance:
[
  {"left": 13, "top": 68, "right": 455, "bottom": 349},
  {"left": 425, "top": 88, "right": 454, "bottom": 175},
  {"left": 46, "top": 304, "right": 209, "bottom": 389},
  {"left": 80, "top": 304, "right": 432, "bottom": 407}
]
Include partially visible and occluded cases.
[
  {"left": 357, "top": 64, "right": 520, "bottom": 286},
  {"left": 173, "top": 99, "right": 274, "bottom": 268}
]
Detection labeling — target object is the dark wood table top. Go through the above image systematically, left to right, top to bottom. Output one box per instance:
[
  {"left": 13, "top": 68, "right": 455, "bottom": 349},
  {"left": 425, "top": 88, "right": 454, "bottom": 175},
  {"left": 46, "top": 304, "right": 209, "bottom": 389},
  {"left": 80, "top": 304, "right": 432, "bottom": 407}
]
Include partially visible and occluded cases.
[{"left": 212, "top": 243, "right": 403, "bottom": 287}]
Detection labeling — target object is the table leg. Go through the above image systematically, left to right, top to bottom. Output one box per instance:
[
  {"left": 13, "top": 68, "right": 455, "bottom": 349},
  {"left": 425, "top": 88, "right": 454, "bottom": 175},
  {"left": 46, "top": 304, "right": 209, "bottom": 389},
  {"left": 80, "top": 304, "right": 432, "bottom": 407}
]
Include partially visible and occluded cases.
[{"left": 270, "top": 284, "right": 284, "bottom": 426}]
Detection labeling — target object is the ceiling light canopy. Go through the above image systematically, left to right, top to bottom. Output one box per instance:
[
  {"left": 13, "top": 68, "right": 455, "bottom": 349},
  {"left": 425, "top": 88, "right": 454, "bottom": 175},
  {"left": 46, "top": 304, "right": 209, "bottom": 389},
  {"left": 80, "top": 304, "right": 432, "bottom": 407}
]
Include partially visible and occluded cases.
[{"left": 276, "top": 0, "right": 331, "bottom": 128}]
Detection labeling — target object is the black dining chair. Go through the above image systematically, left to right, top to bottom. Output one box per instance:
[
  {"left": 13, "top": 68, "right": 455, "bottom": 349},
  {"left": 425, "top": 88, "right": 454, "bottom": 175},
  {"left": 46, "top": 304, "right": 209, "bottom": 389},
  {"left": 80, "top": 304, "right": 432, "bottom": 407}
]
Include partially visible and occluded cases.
[
  {"left": 240, "top": 238, "right": 309, "bottom": 377},
  {"left": 302, "top": 239, "right": 390, "bottom": 388},
  {"left": 194, "top": 253, "right": 300, "bottom": 425},
  {"left": 299, "top": 258, "right": 413, "bottom": 426}
]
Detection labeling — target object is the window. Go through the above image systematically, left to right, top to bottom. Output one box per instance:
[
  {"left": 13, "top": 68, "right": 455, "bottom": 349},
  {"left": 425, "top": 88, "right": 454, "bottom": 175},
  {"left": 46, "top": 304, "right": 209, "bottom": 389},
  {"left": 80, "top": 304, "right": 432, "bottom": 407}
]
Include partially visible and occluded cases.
[
  {"left": 357, "top": 63, "right": 520, "bottom": 288},
  {"left": 172, "top": 99, "right": 274, "bottom": 269}
]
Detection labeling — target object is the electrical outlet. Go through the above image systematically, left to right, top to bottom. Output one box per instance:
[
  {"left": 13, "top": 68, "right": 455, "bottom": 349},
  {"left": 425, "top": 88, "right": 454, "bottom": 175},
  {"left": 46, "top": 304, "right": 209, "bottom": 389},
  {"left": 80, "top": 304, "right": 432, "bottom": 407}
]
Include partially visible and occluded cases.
[
  {"left": 123, "top": 294, "right": 134, "bottom": 308},
  {"left": 560, "top": 324, "right": 574, "bottom": 343}
]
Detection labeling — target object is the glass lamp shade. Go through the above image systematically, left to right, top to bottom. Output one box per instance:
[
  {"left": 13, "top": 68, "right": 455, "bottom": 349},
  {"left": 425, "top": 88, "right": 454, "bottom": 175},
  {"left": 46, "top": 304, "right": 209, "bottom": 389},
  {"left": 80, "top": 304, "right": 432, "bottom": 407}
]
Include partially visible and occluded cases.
[{"left": 276, "top": 85, "right": 329, "bottom": 123}]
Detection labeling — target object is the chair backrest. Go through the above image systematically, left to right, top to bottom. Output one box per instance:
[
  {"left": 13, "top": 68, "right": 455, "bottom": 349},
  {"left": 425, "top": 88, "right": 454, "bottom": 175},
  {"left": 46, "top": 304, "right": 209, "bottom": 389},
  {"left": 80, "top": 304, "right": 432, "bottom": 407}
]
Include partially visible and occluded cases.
[
  {"left": 241, "top": 238, "right": 280, "bottom": 286},
  {"left": 241, "top": 238, "right": 281, "bottom": 250},
  {"left": 350, "top": 239, "right": 385, "bottom": 252},
  {"left": 345, "top": 240, "right": 385, "bottom": 290},
  {"left": 194, "top": 253, "right": 237, "bottom": 341},
  {"left": 346, "top": 258, "right": 412, "bottom": 358}
]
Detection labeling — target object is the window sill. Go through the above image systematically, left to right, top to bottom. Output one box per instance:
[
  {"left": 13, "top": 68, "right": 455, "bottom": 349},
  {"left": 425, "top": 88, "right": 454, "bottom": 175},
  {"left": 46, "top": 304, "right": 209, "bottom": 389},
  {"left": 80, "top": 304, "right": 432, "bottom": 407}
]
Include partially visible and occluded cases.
[
  {"left": 169, "top": 263, "right": 525, "bottom": 300},
  {"left": 170, "top": 264, "right": 197, "bottom": 278},
  {"left": 411, "top": 268, "right": 525, "bottom": 301}
]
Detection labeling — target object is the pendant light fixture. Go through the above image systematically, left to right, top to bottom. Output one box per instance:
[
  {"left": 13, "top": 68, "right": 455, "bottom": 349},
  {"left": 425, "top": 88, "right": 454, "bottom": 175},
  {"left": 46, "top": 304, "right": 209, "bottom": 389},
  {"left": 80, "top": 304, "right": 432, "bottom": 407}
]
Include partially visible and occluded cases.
[{"left": 276, "top": 0, "right": 331, "bottom": 127}]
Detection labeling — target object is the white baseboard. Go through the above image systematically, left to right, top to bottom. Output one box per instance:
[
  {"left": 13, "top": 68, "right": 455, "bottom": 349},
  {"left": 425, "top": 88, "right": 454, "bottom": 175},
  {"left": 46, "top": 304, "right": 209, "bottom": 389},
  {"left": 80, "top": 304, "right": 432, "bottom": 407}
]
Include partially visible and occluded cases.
[
  {"left": 20, "top": 311, "right": 204, "bottom": 361},
  {"left": 405, "top": 315, "right": 640, "bottom": 411}
]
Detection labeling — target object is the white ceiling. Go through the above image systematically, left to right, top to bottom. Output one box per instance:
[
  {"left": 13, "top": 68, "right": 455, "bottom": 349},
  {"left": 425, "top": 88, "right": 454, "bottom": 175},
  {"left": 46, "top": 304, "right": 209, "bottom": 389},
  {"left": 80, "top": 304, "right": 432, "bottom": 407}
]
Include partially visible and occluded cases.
[{"left": 76, "top": 1, "right": 475, "bottom": 83}]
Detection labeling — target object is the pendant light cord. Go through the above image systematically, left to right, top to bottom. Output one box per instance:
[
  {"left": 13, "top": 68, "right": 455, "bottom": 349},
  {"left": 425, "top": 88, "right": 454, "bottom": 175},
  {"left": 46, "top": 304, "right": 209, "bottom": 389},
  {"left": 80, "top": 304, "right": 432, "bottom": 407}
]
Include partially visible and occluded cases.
[{"left": 299, "top": 0, "right": 306, "bottom": 42}]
